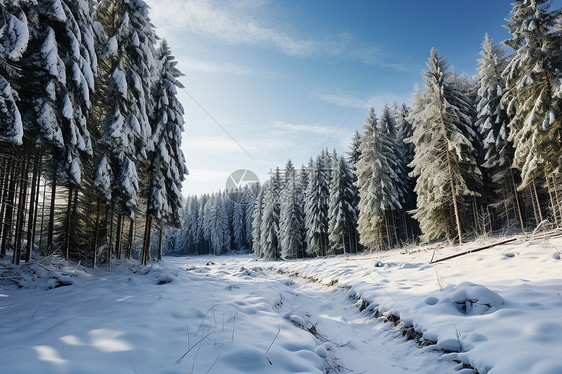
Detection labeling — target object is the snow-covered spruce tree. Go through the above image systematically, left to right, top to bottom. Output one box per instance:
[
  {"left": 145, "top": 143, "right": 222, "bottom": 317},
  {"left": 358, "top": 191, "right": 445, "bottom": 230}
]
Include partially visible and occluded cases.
[
  {"left": 95, "top": 0, "right": 159, "bottom": 263},
  {"left": 503, "top": 0, "right": 562, "bottom": 226},
  {"left": 0, "top": 2, "right": 27, "bottom": 146},
  {"left": 476, "top": 34, "right": 525, "bottom": 231},
  {"left": 142, "top": 40, "right": 187, "bottom": 263},
  {"left": 408, "top": 49, "right": 483, "bottom": 243},
  {"left": 392, "top": 102, "right": 419, "bottom": 240},
  {"left": 355, "top": 108, "right": 403, "bottom": 250},
  {"left": 346, "top": 131, "right": 361, "bottom": 253},
  {"left": 328, "top": 152, "right": 358, "bottom": 254},
  {"left": 304, "top": 155, "right": 330, "bottom": 257},
  {"left": 279, "top": 174, "right": 304, "bottom": 259},
  {"left": 259, "top": 181, "right": 280, "bottom": 260},
  {"left": 243, "top": 185, "right": 256, "bottom": 251},
  {"left": 251, "top": 186, "right": 265, "bottom": 257},
  {"left": 232, "top": 199, "right": 245, "bottom": 251}
]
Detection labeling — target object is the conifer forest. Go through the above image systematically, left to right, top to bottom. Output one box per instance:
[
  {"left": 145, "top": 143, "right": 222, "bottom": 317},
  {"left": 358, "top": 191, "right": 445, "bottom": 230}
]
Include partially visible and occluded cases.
[
  {"left": 0, "top": 0, "right": 187, "bottom": 266},
  {"left": 1, "top": 0, "right": 562, "bottom": 266},
  {"left": 171, "top": 0, "right": 562, "bottom": 260}
]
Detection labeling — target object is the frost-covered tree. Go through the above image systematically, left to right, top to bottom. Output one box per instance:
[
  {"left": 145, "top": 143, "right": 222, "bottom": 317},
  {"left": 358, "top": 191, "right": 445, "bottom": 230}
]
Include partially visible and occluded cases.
[
  {"left": 503, "top": 0, "right": 562, "bottom": 225},
  {"left": 0, "top": 2, "right": 27, "bottom": 145},
  {"left": 475, "top": 34, "right": 525, "bottom": 230},
  {"left": 408, "top": 49, "right": 483, "bottom": 243},
  {"left": 355, "top": 108, "right": 403, "bottom": 250},
  {"left": 328, "top": 152, "right": 357, "bottom": 254},
  {"left": 304, "top": 155, "right": 329, "bottom": 256},
  {"left": 279, "top": 175, "right": 304, "bottom": 259},
  {"left": 259, "top": 181, "right": 280, "bottom": 260},
  {"left": 251, "top": 186, "right": 265, "bottom": 257}
]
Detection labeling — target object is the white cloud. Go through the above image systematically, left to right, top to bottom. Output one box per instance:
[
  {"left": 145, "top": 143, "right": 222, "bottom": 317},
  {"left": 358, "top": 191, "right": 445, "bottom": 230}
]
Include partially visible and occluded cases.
[
  {"left": 145, "top": 0, "right": 379, "bottom": 63},
  {"left": 178, "top": 57, "right": 254, "bottom": 75},
  {"left": 311, "top": 91, "right": 407, "bottom": 112},
  {"left": 272, "top": 121, "right": 336, "bottom": 136}
]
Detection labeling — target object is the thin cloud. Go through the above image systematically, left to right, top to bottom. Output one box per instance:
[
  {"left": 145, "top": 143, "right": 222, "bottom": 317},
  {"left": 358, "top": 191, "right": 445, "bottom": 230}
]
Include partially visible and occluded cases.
[
  {"left": 146, "top": 0, "right": 380, "bottom": 63},
  {"left": 178, "top": 57, "right": 254, "bottom": 75},
  {"left": 311, "top": 91, "right": 407, "bottom": 111},
  {"left": 272, "top": 121, "right": 336, "bottom": 136}
]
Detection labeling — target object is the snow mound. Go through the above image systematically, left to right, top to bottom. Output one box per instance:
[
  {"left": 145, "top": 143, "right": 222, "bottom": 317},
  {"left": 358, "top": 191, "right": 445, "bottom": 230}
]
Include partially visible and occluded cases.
[{"left": 442, "top": 282, "right": 504, "bottom": 315}]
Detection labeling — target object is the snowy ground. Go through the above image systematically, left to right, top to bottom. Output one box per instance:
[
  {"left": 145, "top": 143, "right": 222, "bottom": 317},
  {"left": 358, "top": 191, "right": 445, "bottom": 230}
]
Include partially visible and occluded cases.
[{"left": 1, "top": 233, "right": 561, "bottom": 374}]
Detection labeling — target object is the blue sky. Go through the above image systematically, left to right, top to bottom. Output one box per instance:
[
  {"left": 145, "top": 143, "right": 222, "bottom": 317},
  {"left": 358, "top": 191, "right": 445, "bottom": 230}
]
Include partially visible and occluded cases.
[{"left": 144, "top": 0, "right": 562, "bottom": 196}]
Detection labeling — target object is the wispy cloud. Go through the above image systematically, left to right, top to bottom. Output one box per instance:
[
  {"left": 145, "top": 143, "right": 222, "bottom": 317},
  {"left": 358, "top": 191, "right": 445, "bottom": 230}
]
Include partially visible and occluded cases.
[
  {"left": 146, "top": 0, "right": 380, "bottom": 63},
  {"left": 178, "top": 57, "right": 254, "bottom": 75},
  {"left": 311, "top": 91, "right": 407, "bottom": 111},
  {"left": 272, "top": 121, "right": 336, "bottom": 136}
]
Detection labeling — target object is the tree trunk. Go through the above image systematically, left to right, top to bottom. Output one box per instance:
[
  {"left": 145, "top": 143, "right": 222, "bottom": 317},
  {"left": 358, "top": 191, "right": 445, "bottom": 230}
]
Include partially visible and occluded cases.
[
  {"left": 446, "top": 150, "right": 463, "bottom": 244},
  {"left": 25, "top": 155, "right": 40, "bottom": 262},
  {"left": 13, "top": 156, "right": 29, "bottom": 265},
  {"left": 30, "top": 157, "right": 42, "bottom": 258},
  {"left": 0, "top": 158, "right": 14, "bottom": 258},
  {"left": 510, "top": 169, "right": 525, "bottom": 232},
  {"left": 47, "top": 171, "right": 57, "bottom": 253},
  {"left": 547, "top": 175, "right": 559, "bottom": 227},
  {"left": 38, "top": 177, "right": 47, "bottom": 251},
  {"left": 532, "top": 180, "right": 544, "bottom": 223},
  {"left": 63, "top": 185, "right": 73, "bottom": 260},
  {"left": 93, "top": 195, "right": 102, "bottom": 268},
  {"left": 384, "top": 211, "right": 392, "bottom": 249},
  {"left": 115, "top": 212, "right": 123, "bottom": 260},
  {"left": 142, "top": 215, "right": 152, "bottom": 265},
  {"left": 127, "top": 217, "right": 134, "bottom": 259},
  {"left": 157, "top": 225, "right": 163, "bottom": 262}
]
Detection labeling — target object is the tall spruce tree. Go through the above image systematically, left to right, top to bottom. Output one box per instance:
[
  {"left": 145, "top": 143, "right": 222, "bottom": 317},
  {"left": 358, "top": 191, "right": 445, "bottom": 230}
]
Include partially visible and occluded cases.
[
  {"left": 503, "top": 0, "right": 562, "bottom": 225},
  {"left": 408, "top": 49, "right": 482, "bottom": 243}
]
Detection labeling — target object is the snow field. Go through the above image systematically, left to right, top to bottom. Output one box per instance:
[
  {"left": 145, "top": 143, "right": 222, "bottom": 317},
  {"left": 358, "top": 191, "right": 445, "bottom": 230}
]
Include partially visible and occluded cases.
[
  {"left": 260, "top": 235, "right": 562, "bottom": 374},
  {"left": 0, "top": 257, "right": 332, "bottom": 374}
]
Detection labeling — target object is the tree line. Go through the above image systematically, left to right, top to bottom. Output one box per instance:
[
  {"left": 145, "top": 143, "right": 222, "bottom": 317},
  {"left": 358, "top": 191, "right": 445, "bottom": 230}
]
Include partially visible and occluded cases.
[
  {"left": 0, "top": 0, "right": 187, "bottom": 266},
  {"left": 172, "top": 0, "right": 561, "bottom": 259}
]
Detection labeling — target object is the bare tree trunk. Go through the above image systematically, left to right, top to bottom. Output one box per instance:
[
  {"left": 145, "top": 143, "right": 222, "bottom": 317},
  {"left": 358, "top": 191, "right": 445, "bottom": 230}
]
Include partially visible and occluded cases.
[
  {"left": 446, "top": 150, "right": 463, "bottom": 244},
  {"left": 25, "top": 155, "right": 40, "bottom": 262},
  {"left": 13, "top": 156, "right": 29, "bottom": 265},
  {"left": 31, "top": 157, "right": 42, "bottom": 256},
  {"left": 0, "top": 158, "right": 14, "bottom": 258},
  {"left": 510, "top": 169, "right": 525, "bottom": 232},
  {"left": 47, "top": 171, "right": 57, "bottom": 253},
  {"left": 554, "top": 174, "right": 562, "bottom": 227},
  {"left": 547, "top": 175, "right": 559, "bottom": 227},
  {"left": 39, "top": 177, "right": 47, "bottom": 251},
  {"left": 532, "top": 180, "right": 544, "bottom": 223},
  {"left": 63, "top": 185, "right": 74, "bottom": 260},
  {"left": 93, "top": 195, "right": 101, "bottom": 268},
  {"left": 115, "top": 212, "right": 123, "bottom": 260},
  {"left": 384, "top": 212, "right": 392, "bottom": 249},
  {"left": 142, "top": 215, "right": 152, "bottom": 265},
  {"left": 127, "top": 217, "right": 134, "bottom": 259},
  {"left": 157, "top": 225, "right": 163, "bottom": 262}
]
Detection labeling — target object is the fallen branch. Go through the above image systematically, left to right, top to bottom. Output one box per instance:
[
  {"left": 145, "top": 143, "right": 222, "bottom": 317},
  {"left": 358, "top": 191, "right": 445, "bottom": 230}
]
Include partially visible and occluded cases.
[{"left": 430, "top": 237, "right": 517, "bottom": 264}]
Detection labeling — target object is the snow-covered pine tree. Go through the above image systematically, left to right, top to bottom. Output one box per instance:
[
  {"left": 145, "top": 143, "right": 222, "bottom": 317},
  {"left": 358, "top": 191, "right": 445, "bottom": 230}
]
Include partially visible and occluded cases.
[
  {"left": 95, "top": 0, "right": 160, "bottom": 263},
  {"left": 503, "top": 0, "right": 562, "bottom": 226},
  {"left": 0, "top": 2, "right": 27, "bottom": 145},
  {"left": 476, "top": 34, "right": 525, "bottom": 231},
  {"left": 143, "top": 40, "right": 187, "bottom": 262},
  {"left": 408, "top": 49, "right": 483, "bottom": 243},
  {"left": 392, "top": 102, "right": 418, "bottom": 240},
  {"left": 355, "top": 108, "right": 403, "bottom": 250},
  {"left": 346, "top": 131, "right": 361, "bottom": 252},
  {"left": 328, "top": 151, "right": 357, "bottom": 254},
  {"left": 305, "top": 154, "right": 330, "bottom": 256},
  {"left": 279, "top": 172, "right": 304, "bottom": 259},
  {"left": 259, "top": 181, "right": 280, "bottom": 260},
  {"left": 243, "top": 185, "right": 256, "bottom": 250},
  {"left": 251, "top": 186, "right": 265, "bottom": 257}
]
